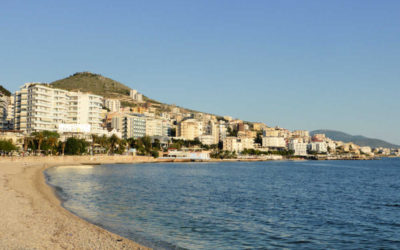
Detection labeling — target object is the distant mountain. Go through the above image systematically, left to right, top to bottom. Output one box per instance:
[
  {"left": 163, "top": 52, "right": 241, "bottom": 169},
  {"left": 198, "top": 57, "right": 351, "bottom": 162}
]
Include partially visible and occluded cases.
[
  {"left": 0, "top": 85, "right": 11, "bottom": 96},
  {"left": 311, "top": 130, "right": 399, "bottom": 149}
]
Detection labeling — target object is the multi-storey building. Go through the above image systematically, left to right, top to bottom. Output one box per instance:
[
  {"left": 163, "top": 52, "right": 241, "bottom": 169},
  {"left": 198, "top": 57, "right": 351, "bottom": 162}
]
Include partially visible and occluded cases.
[
  {"left": 13, "top": 83, "right": 103, "bottom": 134},
  {"left": 14, "top": 83, "right": 70, "bottom": 133},
  {"left": 130, "top": 89, "right": 143, "bottom": 102},
  {"left": 0, "top": 91, "right": 8, "bottom": 130},
  {"left": 68, "top": 92, "right": 103, "bottom": 133},
  {"left": 6, "top": 95, "right": 15, "bottom": 130},
  {"left": 104, "top": 99, "right": 121, "bottom": 112},
  {"left": 111, "top": 113, "right": 146, "bottom": 139},
  {"left": 125, "top": 114, "right": 146, "bottom": 139},
  {"left": 145, "top": 117, "right": 170, "bottom": 137},
  {"left": 178, "top": 119, "right": 203, "bottom": 140},
  {"left": 202, "top": 120, "right": 219, "bottom": 144},
  {"left": 218, "top": 122, "right": 227, "bottom": 141},
  {"left": 264, "top": 127, "right": 291, "bottom": 138},
  {"left": 292, "top": 130, "right": 310, "bottom": 138},
  {"left": 199, "top": 134, "right": 216, "bottom": 145},
  {"left": 223, "top": 136, "right": 254, "bottom": 152},
  {"left": 262, "top": 136, "right": 286, "bottom": 149},
  {"left": 223, "top": 137, "right": 243, "bottom": 153},
  {"left": 288, "top": 139, "right": 308, "bottom": 156},
  {"left": 308, "top": 142, "right": 328, "bottom": 153}
]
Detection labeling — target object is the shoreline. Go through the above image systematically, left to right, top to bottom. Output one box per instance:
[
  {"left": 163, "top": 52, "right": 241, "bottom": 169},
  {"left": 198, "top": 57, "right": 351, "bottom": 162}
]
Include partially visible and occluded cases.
[
  {"left": 0, "top": 155, "right": 379, "bottom": 248},
  {"left": 0, "top": 156, "right": 152, "bottom": 249}
]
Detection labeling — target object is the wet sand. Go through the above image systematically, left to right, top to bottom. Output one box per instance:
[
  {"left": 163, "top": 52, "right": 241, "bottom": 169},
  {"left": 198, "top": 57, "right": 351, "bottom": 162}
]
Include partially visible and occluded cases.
[{"left": 0, "top": 160, "right": 150, "bottom": 249}]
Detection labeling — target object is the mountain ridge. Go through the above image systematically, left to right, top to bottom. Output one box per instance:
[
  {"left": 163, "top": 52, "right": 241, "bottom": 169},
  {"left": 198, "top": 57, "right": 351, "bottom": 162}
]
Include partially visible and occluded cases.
[{"left": 311, "top": 129, "right": 399, "bottom": 148}]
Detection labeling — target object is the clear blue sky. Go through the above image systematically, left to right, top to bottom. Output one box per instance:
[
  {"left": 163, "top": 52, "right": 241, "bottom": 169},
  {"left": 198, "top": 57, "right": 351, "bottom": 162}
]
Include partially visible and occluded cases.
[{"left": 1, "top": 0, "right": 399, "bottom": 144}]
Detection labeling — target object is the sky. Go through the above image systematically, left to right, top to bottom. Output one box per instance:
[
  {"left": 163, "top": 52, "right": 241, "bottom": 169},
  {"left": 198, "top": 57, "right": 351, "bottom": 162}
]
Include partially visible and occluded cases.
[{"left": 1, "top": 0, "right": 399, "bottom": 144}]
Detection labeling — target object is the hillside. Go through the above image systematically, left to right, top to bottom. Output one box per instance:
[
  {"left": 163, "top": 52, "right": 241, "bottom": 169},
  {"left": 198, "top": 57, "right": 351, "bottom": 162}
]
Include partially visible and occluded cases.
[
  {"left": 49, "top": 72, "right": 195, "bottom": 113},
  {"left": 50, "top": 72, "right": 131, "bottom": 98},
  {"left": 0, "top": 85, "right": 11, "bottom": 96},
  {"left": 311, "top": 130, "right": 399, "bottom": 148}
]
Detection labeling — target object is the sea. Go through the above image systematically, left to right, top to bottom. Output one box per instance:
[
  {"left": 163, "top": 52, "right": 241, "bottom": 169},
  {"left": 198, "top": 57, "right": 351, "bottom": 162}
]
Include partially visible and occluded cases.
[{"left": 45, "top": 158, "right": 400, "bottom": 249}]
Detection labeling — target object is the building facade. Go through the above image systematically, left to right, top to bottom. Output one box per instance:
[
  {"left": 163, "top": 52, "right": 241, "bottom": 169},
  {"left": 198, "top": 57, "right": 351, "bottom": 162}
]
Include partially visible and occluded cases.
[
  {"left": 13, "top": 83, "right": 103, "bottom": 134},
  {"left": 0, "top": 92, "right": 8, "bottom": 130},
  {"left": 104, "top": 99, "right": 121, "bottom": 112},
  {"left": 178, "top": 119, "right": 203, "bottom": 140},
  {"left": 262, "top": 136, "right": 286, "bottom": 149},
  {"left": 288, "top": 139, "right": 308, "bottom": 156}
]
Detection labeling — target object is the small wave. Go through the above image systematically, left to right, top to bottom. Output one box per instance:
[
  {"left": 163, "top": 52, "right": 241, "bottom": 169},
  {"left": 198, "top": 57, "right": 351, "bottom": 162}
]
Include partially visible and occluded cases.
[
  {"left": 56, "top": 165, "right": 95, "bottom": 169},
  {"left": 52, "top": 185, "right": 69, "bottom": 202},
  {"left": 384, "top": 204, "right": 400, "bottom": 208}
]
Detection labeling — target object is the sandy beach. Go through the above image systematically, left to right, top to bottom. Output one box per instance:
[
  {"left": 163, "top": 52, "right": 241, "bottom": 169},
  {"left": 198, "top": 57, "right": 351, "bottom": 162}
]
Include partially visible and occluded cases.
[{"left": 0, "top": 157, "right": 152, "bottom": 250}]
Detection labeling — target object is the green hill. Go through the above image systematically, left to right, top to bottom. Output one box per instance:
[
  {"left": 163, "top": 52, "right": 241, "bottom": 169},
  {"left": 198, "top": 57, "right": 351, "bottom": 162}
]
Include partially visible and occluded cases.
[
  {"left": 50, "top": 72, "right": 131, "bottom": 98},
  {"left": 0, "top": 85, "right": 11, "bottom": 96},
  {"left": 311, "top": 130, "right": 399, "bottom": 149}
]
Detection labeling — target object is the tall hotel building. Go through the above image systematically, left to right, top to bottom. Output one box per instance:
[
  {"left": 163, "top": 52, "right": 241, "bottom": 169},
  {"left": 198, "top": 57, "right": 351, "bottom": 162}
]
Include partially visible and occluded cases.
[
  {"left": 13, "top": 83, "right": 103, "bottom": 134},
  {"left": 0, "top": 91, "right": 8, "bottom": 130}
]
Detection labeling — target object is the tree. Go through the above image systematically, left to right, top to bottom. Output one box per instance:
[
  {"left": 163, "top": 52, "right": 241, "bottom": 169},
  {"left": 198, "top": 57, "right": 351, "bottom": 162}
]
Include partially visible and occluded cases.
[
  {"left": 43, "top": 131, "right": 60, "bottom": 155},
  {"left": 255, "top": 131, "right": 263, "bottom": 145},
  {"left": 31, "top": 132, "right": 45, "bottom": 155},
  {"left": 108, "top": 134, "right": 120, "bottom": 154},
  {"left": 23, "top": 136, "right": 34, "bottom": 153},
  {"left": 64, "top": 137, "right": 88, "bottom": 155},
  {"left": 127, "top": 137, "right": 136, "bottom": 151},
  {"left": 152, "top": 139, "right": 161, "bottom": 150},
  {"left": 0, "top": 140, "right": 17, "bottom": 153}
]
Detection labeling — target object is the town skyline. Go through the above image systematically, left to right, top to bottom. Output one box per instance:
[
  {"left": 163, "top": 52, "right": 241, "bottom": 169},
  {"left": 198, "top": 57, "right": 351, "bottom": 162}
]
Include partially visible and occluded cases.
[
  {"left": 1, "top": 1, "right": 399, "bottom": 144},
  {"left": 1, "top": 70, "right": 398, "bottom": 146}
]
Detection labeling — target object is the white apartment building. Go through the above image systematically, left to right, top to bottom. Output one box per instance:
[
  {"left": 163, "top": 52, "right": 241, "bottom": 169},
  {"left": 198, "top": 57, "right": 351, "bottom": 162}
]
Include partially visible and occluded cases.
[
  {"left": 13, "top": 83, "right": 104, "bottom": 134},
  {"left": 14, "top": 83, "right": 70, "bottom": 133},
  {"left": 130, "top": 89, "right": 143, "bottom": 102},
  {"left": 0, "top": 92, "right": 8, "bottom": 130},
  {"left": 67, "top": 92, "right": 103, "bottom": 134},
  {"left": 104, "top": 99, "right": 121, "bottom": 112},
  {"left": 146, "top": 117, "right": 170, "bottom": 137},
  {"left": 202, "top": 120, "right": 219, "bottom": 144},
  {"left": 219, "top": 123, "right": 227, "bottom": 141},
  {"left": 199, "top": 134, "right": 216, "bottom": 145},
  {"left": 223, "top": 136, "right": 254, "bottom": 153},
  {"left": 262, "top": 136, "right": 286, "bottom": 149},
  {"left": 223, "top": 137, "right": 243, "bottom": 153},
  {"left": 241, "top": 137, "right": 255, "bottom": 150},
  {"left": 288, "top": 139, "right": 308, "bottom": 156},
  {"left": 308, "top": 142, "right": 328, "bottom": 153}
]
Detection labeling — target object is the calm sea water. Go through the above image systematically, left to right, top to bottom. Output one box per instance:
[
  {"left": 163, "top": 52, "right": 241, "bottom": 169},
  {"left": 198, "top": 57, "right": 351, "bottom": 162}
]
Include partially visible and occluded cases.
[{"left": 45, "top": 159, "right": 400, "bottom": 249}]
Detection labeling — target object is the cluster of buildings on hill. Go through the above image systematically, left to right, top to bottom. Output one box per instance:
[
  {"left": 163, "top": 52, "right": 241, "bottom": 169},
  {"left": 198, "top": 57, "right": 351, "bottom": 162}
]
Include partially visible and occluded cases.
[{"left": 0, "top": 82, "right": 399, "bottom": 158}]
